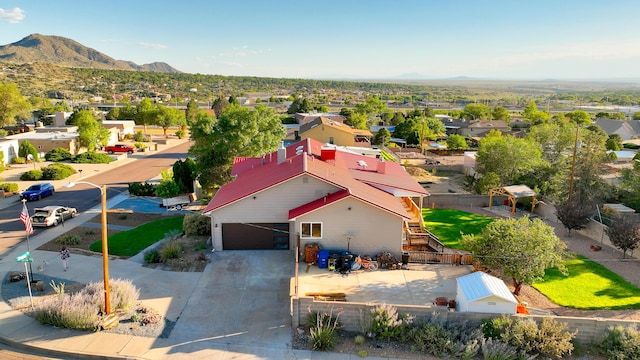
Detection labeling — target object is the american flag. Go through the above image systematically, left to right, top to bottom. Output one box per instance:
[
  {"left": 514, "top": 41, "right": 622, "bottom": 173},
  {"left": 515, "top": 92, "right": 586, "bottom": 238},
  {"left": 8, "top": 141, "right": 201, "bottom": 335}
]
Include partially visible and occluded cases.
[{"left": 20, "top": 201, "right": 34, "bottom": 235}]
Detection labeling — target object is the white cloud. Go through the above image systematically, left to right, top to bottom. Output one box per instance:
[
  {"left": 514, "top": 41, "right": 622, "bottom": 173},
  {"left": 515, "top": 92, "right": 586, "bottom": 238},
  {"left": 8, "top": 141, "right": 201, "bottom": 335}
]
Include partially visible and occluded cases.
[
  {"left": 0, "top": 7, "right": 25, "bottom": 23},
  {"left": 137, "top": 42, "right": 167, "bottom": 49},
  {"left": 216, "top": 61, "right": 244, "bottom": 68}
]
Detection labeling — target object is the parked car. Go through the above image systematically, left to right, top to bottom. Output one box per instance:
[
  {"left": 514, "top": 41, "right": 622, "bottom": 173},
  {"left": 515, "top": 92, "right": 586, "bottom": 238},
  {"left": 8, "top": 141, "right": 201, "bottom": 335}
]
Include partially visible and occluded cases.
[
  {"left": 104, "top": 144, "right": 135, "bottom": 154},
  {"left": 20, "top": 183, "right": 55, "bottom": 201},
  {"left": 31, "top": 206, "right": 78, "bottom": 227}
]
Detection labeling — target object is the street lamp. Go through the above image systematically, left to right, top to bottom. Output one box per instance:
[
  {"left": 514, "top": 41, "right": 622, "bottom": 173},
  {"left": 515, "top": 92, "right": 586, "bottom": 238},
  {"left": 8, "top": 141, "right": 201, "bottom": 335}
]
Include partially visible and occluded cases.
[{"left": 63, "top": 181, "right": 111, "bottom": 314}]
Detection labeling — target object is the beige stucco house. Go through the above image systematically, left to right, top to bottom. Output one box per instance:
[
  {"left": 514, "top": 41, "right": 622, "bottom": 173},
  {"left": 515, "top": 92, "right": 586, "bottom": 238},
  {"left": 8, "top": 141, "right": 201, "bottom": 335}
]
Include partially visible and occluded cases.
[
  {"left": 299, "top": 117, "right": 372, "bottom": 147},
  {"left": 202, "top": 138, "right": 429, "bottom": 256}
]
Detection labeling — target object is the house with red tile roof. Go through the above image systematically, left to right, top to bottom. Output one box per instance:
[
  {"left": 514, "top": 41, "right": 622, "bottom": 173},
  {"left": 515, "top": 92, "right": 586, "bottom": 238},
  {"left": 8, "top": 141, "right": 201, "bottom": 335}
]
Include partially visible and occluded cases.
[{"left": 202, "top": 138, "right": 429, "bottom": 256}]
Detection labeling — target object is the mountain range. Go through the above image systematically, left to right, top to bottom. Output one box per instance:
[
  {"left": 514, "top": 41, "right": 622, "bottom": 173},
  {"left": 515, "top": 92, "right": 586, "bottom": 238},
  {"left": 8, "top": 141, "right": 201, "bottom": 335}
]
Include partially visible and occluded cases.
[{"left": 0, "top": 34, "right": 179, "bottom": 73}]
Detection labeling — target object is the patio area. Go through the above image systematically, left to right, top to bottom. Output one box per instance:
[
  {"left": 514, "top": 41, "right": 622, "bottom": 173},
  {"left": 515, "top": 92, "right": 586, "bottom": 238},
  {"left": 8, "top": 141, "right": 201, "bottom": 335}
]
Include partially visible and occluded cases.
[{"left": 294, "top": 262, "right": 473, "bottom": 307}]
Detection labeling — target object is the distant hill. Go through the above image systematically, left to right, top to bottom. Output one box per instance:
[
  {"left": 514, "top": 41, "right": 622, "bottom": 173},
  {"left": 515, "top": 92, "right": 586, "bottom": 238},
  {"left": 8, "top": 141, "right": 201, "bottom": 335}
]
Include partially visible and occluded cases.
[{"left": 0, "top": 33, "right": 180, "bottom": 73}]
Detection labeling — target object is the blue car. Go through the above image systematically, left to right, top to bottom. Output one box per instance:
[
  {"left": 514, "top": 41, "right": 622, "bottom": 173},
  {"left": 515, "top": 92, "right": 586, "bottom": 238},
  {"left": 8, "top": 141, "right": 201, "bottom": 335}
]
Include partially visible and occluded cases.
[{"left": 20, "top": 183, "right": 55, "bottom": 201}]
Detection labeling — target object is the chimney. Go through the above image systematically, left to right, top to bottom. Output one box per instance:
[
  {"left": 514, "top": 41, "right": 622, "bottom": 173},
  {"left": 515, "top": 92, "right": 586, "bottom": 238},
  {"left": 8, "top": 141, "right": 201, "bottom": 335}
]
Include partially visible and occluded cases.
[
  {"left": 277, "top": 142, "right": 287, "bottom": 164},
  {"left": 320, "top": 146, "right": 336, "bottom": 162},
  {"left": 377, "top": 160, "right": 386, "bottom": 174}
]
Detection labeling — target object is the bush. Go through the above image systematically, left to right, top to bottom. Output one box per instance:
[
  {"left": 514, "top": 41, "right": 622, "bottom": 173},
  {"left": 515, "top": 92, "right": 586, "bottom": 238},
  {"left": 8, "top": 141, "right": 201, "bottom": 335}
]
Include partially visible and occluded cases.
[
  {"left": 175, "top": 130, "right": 185, "bottom": 139},
  {"left": 134, "top": 131, "right": 145, "bottom": 142},
  {"left": 134, "top": 142, "right": 147, "bottom": 151},
  {"left": 45, "top": 148, "right": 73, "bottom": 162},
  {"left": 72, "top": 152, "right": 113, "bottom": 164},
  {"left": 12, "top": 156, "right": 26, "bottom": 164},
  {"left": 41, "top": 162, "right": 76, "bottom": 180},
  {"left": 20, "top": 169, "right": 43, "bottom": 181},
  {"left": 156, "top": 180, "right": 181, "bottom": 198},
  {"left": 128, "top": 181, "right": 156, "bottom": 196},
  {"left": 0, "top": 182, "right": 18, "bottom": 192},
  {"left": 183, "top": 213, "right": 211, "bottom": 236},
  {"left": 56, "top": 234, "right": 81, "bottom": 245},
  {"left": 159, "top": 240, "right": 183, "bottom": 261},
  {"left": 143, "top": 249, "right": 161, "bottom": 263},
  {"left": 108, "top": 278, "right": 140, "bottom": 312},
  {"left": 370, "top": 304, "right": 413, "bottom": 340},
  {"left": 308, "top": 310, "right": 341, "bottom": 351},
  {"left": 485, "top": 315, "right": 576, "bottom": 359},
  {"left": 400, "top": 320, "right": 456, "bottom": 356},
  {"left": 599, "top": 325, "right": 640, "bottom": 360}
]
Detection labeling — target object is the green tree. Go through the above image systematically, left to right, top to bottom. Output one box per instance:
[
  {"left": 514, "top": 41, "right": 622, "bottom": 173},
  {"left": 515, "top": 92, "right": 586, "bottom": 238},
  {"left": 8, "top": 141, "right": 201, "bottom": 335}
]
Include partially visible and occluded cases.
[
  {"left": 0, "top": 82, "right": 31, "bottom": 127},
  {"left": 211, "top": 95, "right": 230, "bottom": 118},
  {"left": 228, "top": 95, "right": 239, "bottom": 105},
  {"left": 135, "top": 98, "right": 157, "bottom": 133},
  {"left": 287, "top": 98, "right": 312, "bottom": 114},
  {"left": 185, "top": 99, "right": 199, "bottom": 125},
  {"left": 522, "top": 102, "right": 550, "bottom": 124},
  {"left": 189, "top": 104, "right": 285, "bottom": 192},
  {"left": 462, "top": 104, "right": 491, "bottom": 120},
  {"left": 156, "top": 105, "right": 186, "bottom": 137},
  {"left": 492, "top": 106, "right": 511, "bottom": 122},
  {"left": 75, "top": 110, "right": 110, "bottom": 151},
  {"left": 565, "top": 110, "right": 592, "bottom": 126},
  {"left": 346, "top": 112, "right": 368, "bottom": 130},
  {"left": 390, "top": 112, "right": 405, "bottom": 126},
  {"left": 633, "top": 112, "right": 640, "bottom": 120},
  {"left": 372, "top": 128, "right": 391, "bottom": 146},
  {"left": 476, "top": 130, "right": 545, "bottom": 186},
  {"left": 446, "top": 134, "right": 467, "bottom": 151},
  {"left": 606, "top": 134, "right": 623, "bottom": 151},
  {"left": 18, "top": 140, "right": 38, "bottom": 161},
  {"left": 172, "top": 157, "right": 196, "bottom": 193},
  {"left": 461, "top": 216, "right": 568, "bottom": 295}
]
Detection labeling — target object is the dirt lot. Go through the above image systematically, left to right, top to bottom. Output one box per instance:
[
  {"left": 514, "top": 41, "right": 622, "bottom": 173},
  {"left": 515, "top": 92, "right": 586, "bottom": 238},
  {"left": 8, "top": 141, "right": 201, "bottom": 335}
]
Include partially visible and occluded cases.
[{"left": 37, "top": 210, "right": 210, "bottom": 272}]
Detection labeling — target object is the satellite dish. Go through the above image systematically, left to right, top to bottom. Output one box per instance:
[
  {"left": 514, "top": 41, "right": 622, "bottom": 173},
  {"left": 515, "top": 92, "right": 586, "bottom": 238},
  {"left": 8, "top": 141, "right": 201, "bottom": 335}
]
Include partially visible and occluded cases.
[{"left": 296, "top": 146, "right": 304, "bottom": 151}]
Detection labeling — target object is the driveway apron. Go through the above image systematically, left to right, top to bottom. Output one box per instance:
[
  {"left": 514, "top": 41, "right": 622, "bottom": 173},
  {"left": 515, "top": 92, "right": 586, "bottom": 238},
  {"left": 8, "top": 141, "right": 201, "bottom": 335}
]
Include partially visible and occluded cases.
[{"left": 167, "top": 250, "right": 294, "bottom": 349}]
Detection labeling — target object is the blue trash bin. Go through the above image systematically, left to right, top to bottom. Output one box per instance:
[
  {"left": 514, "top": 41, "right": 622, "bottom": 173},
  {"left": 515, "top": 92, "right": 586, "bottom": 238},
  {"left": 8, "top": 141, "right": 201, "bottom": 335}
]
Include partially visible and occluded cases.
[{"left": 317, "top": 250, "right": 329, "bottom": 269}]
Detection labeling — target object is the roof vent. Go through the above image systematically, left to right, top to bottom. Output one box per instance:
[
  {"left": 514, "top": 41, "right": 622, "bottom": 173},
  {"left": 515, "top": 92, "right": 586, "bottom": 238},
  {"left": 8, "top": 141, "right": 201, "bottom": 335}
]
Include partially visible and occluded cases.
[{"left": 357, "top": 160, "right": 368, "bottom": 169}]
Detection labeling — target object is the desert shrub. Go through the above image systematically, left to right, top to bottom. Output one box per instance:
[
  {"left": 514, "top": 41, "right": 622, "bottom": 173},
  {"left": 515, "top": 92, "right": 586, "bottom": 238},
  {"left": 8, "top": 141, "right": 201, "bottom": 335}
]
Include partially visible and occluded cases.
[
  {"left": 134, "top": 130, "right": 145, "bottom": 142},
  {"left": 175, "top": 130, "right": 185, "bottom": 139},
  {"left": 134, "top": 142, "right": 147, "bottom": 151},
  {"left": 45, "top": 148, "right": 73, "bottom": 162},
  {"left": 72, "top": 152, "right": 113, "bottom": 164},
  {"left": 12, "top": 156, "right": 26, "bottom": 164},
  {"left": 41, "top": 162, "right": 76, "bottom": 180},
  {"left": 20, "top": 169, "right": 43, "bottom": 180},
  {"left": 156, "top": 178, "right": 181, "bottom": 198},
  {"left": 128, "top": 181, "right": 156, "bottom": 196},
  {"left": 0, "top": 182, "right": 18, "bottom": 192},
  {"left": 183, "top": 213, "right": 211, "bottom": 236},
  {"left": 56, "top": 234, "right": 81, "bottom": 245},
  {"left": 159, "top": 239, "right": 183, "bottom": 261},
  {"left": 143, "top": 249, "right": 161, "bottom": 263},
  {"left": 108, "top": 278, "right": 140, "bottom": 312},
  {"left": 35, "top": 292, "right": 100, "bottom": 331},
  {"left": 370, "top": 304, "right": 413, "bottom": 340},
  {"left": 309, "top": 309, "right": 341, "bottom": 351},
  {"left": 484, "top": 315, "right": 575, "bottom": 359},
  {"left": 400, "top": 320, "right": 456, "bottom": 356},
  {"left": 599, "top": 325, "right": 640, "bottom": 360},
  {"left": 354, "top": 334, "right": 365, "bottom": 345},
  {"left": 481, "top": 338, "right": 523, "bottom": 360}
]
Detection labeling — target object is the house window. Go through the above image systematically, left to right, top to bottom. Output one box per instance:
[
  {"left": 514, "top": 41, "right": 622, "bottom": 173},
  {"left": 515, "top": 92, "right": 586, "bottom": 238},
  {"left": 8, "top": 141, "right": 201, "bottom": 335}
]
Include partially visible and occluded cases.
[
  {"left": 329, "top": 137, "right": 334, "bottom": 144},
  {"left": 301, "top": 222, "right": 322, "bottom": 239}
]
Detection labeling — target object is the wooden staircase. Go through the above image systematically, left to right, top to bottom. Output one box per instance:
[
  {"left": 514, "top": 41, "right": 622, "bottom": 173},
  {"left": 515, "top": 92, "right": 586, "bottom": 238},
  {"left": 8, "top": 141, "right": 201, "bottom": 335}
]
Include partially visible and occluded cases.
[{"left": 405, "top": 222, "right": 445, "bottom": 253}]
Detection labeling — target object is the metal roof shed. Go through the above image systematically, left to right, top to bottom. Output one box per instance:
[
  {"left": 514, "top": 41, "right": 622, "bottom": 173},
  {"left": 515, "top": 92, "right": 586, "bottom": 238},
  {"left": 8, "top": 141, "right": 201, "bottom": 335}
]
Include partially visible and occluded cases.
[{"left": 455, "top": 272, "right": 517, "bottom": 314}]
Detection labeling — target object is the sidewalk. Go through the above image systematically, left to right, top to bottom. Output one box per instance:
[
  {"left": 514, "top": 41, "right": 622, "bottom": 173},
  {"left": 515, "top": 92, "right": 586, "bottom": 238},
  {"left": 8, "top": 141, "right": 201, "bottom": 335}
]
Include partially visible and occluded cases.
[{"left": 0, "top": 144, "right": 401, "bottom": 359}]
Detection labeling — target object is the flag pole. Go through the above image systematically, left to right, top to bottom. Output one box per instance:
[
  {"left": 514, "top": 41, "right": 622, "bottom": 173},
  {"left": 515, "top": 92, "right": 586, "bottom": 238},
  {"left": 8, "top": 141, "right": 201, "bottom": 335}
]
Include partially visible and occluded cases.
[{"left": 21, "top": 199, "right": 34, "bottom": 281}]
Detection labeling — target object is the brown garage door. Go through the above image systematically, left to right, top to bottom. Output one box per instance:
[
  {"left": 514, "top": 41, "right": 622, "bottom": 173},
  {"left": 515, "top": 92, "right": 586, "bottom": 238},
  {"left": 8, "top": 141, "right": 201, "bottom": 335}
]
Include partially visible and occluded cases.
[{"left": 222, "top": 223, "right": 289, "bottom": 250}]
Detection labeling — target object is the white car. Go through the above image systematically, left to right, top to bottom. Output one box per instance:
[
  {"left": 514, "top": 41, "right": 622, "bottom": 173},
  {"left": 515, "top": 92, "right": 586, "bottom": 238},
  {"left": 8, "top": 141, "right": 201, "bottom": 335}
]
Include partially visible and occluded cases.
[{"left": 31, "top": 206, "right": 78, "bottom": 227}]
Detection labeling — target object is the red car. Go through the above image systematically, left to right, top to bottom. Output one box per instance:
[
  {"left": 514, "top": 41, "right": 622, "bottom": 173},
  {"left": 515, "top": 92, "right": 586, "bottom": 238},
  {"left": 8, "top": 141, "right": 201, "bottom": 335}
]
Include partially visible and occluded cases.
[{"left": 104, "top": 144, "right": 135, "bottom": 154}]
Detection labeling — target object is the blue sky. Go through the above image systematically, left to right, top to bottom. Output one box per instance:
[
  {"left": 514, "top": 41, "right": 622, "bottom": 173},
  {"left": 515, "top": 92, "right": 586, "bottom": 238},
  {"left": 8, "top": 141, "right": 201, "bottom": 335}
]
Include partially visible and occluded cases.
[{"left": 1, "top": 0, "right": 640, "bottom": 80}]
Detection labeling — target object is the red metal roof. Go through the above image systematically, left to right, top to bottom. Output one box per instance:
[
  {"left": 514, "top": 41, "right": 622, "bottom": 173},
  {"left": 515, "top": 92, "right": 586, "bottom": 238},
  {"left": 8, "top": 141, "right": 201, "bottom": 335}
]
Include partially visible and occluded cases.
[{"left": 202, "top": 138, "right": 424, "bottom": 218}]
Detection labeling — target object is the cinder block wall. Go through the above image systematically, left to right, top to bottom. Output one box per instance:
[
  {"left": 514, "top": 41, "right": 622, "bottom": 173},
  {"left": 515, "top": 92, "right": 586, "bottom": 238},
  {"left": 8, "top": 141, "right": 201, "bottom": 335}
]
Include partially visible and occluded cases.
[{"left": 292, "top": 297, "right": 640, "bottom": 344}]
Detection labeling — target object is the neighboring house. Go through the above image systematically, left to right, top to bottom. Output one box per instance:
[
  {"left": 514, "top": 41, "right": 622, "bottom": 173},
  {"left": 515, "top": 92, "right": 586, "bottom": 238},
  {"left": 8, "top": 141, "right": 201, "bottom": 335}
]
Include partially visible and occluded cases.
[
  {"left": 294, "top": 112, "right": 346, "bottom": 125},
  {"left": 299, "top": 117, "right": 372, "bottom": 147},
  {"left": 438, "top": 118, "right": 469, "bottom": 136},
  {"left": 595, "top": 119, "right": 640, "bottom": 141},
  {"left": 102, "top": 120, "right": 136, "bottom": 140},
  {"left": 460, "top": 120, "right": 510, "bottom": 138},
  {"left": 7, "top": 127, "right": 80, "bottom": 155},
  {"left": 0, "top": 138, "right": 19, "bottom": 165},
  {"left": 203, "top": 138, "right": 429, "bottom": 256},
  {"left": 455, "top": 272, "right": 518, "bottom": 314}
]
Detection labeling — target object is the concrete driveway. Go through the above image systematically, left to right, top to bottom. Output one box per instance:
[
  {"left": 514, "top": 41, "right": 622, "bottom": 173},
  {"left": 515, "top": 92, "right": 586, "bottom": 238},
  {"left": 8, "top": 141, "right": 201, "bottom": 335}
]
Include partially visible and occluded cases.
[{"left": 165, "top": 250, "right": 294, "bottom": 351}]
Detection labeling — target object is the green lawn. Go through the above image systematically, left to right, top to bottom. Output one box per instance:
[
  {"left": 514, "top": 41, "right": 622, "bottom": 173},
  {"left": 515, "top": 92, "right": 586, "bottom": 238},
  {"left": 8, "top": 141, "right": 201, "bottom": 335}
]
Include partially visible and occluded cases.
[
  {"left": 422, "top": 208, "right": 494, "bottom": 249},
  {"left": 90, "top": 215, "right": 184, "bottom": 257},
  {"left": 533, "top": 255, "right": 640, "bottom": 310}
]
